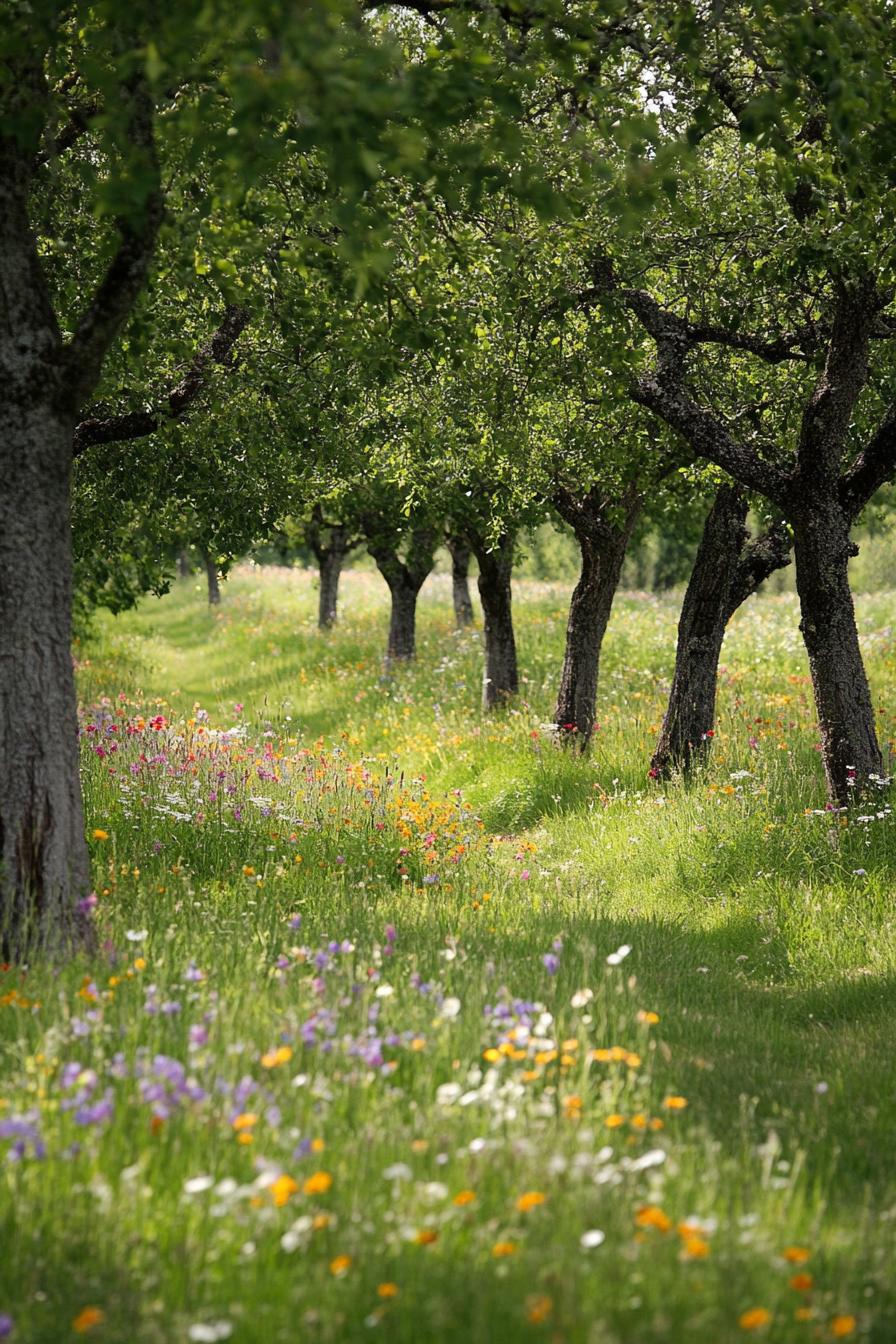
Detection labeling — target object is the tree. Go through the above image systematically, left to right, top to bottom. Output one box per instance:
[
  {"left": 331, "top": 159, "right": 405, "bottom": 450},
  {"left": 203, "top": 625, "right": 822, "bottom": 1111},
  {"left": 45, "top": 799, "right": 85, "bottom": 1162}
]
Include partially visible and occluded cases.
[{"left": 0, "top": 0, "right": 550, "bottom": 954}]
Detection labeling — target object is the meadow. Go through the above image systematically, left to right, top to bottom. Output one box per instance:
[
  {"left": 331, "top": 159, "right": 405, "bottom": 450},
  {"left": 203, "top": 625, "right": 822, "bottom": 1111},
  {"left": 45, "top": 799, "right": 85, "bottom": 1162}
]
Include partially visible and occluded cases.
[{"left": 2, "top": 563, "right": 896, "bottom": 1343}]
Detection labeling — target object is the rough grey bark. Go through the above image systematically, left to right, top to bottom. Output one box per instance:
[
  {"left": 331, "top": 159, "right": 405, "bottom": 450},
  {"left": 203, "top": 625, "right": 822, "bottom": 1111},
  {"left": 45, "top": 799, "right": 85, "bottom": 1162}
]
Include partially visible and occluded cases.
[
  {"left": 0, "top": 402, "right": 93, "bottom": 958},
  {"left": 553, "top": 486, "right": 641, "bottom": 749},
  {"left": 651, "top": 490, "right": 793, "bottom": 780},
  {"left": 792, "top": 498, "right": 883, "bottom": 799},
  {"left": 368, "top": 525, "right": 437, "bottom": 663},
  {"left": 470, "top": 532, "right": 517, "bottom": 710},
  {"left": 446, "top": 535, "right": 475, "bottom": 627},
  {"left": 203, "top": 552, "right": 221, "bottom": 605}
]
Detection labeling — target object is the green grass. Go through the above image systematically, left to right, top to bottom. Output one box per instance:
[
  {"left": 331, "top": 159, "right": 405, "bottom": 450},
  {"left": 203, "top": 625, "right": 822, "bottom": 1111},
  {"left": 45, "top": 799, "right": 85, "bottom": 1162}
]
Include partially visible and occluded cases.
[{"left": 3, "top": 564, "right": 896, "bottom": 1343}]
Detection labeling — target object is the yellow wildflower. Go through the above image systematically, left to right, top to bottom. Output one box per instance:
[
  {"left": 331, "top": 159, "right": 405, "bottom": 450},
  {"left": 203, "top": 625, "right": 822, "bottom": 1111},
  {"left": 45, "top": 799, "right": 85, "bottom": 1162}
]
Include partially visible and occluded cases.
[
  {"left": 303, "top": 1171, "right": 332, "bottom": 1196},
  {"left": 830, "top": 1317, "right": 856, "bottom": 1338}
]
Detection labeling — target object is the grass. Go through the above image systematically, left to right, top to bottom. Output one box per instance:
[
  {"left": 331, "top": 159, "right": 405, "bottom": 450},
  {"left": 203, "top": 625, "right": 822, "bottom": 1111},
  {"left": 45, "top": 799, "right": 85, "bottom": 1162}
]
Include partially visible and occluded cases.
[{"left": 3, "top": 563, "right": 896, "bottom": 1343}]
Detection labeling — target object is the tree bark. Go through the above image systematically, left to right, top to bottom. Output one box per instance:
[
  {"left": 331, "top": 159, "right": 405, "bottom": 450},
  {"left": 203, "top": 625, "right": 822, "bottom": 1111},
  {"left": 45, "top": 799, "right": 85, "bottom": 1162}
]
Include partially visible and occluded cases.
[
  {"left": 0, "top": 403, "right": 92, "bottom": 958},
  {"left": 650, "top": 487, "right": 749, "bottom": 779},
  {"left": 553, "top": 488, "right": 640, "bottom": 749},
  {"left": 651, "top": 489, "right": 794, "bottom": 781},
  {"left": 792, "top": 498, "right": 883, "bottom": 803},
  {"left": 306, "top": 517, "right": 351, "bottom": 630},
  {"left": 368, "top": 526, "right": 436, "bottom": 664},
  {"left": 471, "top": 533, "right": 517, "bottom": 710},
  {"left": 446, "top": 535, "right": 475, "bottom": 627},
  {"left": 317, "top": 543, "right": 345, "bottom": 629},
  {"left": 177, "top": 548, "right": 191, "bottom": 579},
  {"left": 203, "top": 551, "right": 221, "bottom": 605}
]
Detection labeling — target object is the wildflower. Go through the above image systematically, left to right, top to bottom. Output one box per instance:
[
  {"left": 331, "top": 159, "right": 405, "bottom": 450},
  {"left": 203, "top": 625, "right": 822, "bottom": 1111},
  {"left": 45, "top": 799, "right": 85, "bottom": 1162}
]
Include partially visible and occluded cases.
[
  {"left": 92, "top": 830, "right": 109, "bottom": 841},
  {"left": 606, "top": 944, "right": 632, "bottom": 966},
  {"left": 542, "top": 953, "right": 559, "bottom": 975},
  {"left": 637, "top": 1010, "right": 660, "bottom": 1025},
  {"left": 261, "top": 1046, "right": 293, "bottom": 1069},
  {"left": 663, "top": 1095, "right": 688, "bottom": 1110},
  {"left": 232, "top": 1113, "right": 258, "bottom": 1131},
  {"left": 605, "top": 1114, "right": 625, "bottom": 1128},
  {"left": 303, "top": 1171, "right": 332, "bottom": 1196},
  {"left": 270, "top": 1175, "right": 299, "bottom": 1207},
  {"left": 453, "top": 1190, "right": 476, "bottom": 1206},
  {"left": 516, "top": 1191, "right": 546, "bottom": 1212},
  {"left": 635, "top": 1206, "right": 672, "bottom": 1233},
  {"left": 414, "top": 1229, "right": 439, "bottom": 1245},
  {"left": 580, "top": 1229, "right": 605, "bottom": 1249},
  {"left": 681, "top": 1236, "right": 710, "bottom": 1259},
  {"left": 492, "top": 1241, "right": 518, "bottom": 1258},
  {"left": 783, "top": 1246, "right": 811, "bottom": 1264},
  {"left": 329, "top": 1255, "right": 352, "bottom": 1277},
  {"left": 789, "top": 1273, "right": 813, "bottom": 1292},
  {"left": 377, "top": 1284, "right": 399, "bottom": 1299},
  {"left": 526, "top": 1296, "right": 553, "bottom": 1325},
  {"left": 72, "top": 1307, "right": 105, "bottom": 1334},
  {"left": 738, "top": 1308, "right": 772, "bottom": 1331},
  {"left": 0, "top": 1316, "right": 12, "bottom": 1339},
  {"left": 830, "top": 1317, "right": 856, "bottom": 1338}
]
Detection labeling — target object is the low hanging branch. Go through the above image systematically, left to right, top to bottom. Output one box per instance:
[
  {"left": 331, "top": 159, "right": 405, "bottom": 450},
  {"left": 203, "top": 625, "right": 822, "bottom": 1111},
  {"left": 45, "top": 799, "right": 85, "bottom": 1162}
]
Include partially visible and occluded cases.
[{"left": 73, "top": 303, "right": 250, "bottom": 455}]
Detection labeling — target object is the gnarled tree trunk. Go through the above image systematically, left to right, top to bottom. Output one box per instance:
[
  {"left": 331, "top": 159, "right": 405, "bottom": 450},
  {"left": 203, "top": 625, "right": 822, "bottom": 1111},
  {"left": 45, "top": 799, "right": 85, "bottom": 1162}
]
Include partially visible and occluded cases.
[
  {"left": 1, "top": 403, "right": 92, "bottom": 958},
  {"left": 553, "top": 486, "right": 641, "bottom": 750},
  {"left": 651, "top": 487, "right": 749, "bottom": 780},
  {"left": 651, "top": 488, "right": 793, "bottom": 781},
  {"left": 792, "top": 497, "right": 882, "bottom": 803},
  {"left": 470, "top": 532, "right": 517, "bottom": 710},
  {"left": 446, "top": 535, "right": 475, "bottom": 627},
  {"left": 203, "top": 550, "right": 221, "bottom": 605}
]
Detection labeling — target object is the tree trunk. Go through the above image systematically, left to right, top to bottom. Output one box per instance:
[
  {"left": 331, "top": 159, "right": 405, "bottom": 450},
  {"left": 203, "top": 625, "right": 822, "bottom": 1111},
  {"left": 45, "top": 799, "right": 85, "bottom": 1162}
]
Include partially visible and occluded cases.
[
  {"left": 0, "top": 404, "right": 92, "bottom": 958},
  {"left": 651, "top": 487, "right": 749, "bottom": 780},
  {"left": 651, "top": 489, "right": 795, "bottom": 781},
  {"left": 554, "top": 495, "right": 640, "bottom": 750},
  {"left": 792, "top": 498, "right": 882, "bottom": 803},
  {"left": 368, "top": 526, "right": 436, "bottom": 665},
  {"left": 317, "top": 529, "right": 346, "bottom": 630},
  {"left": 473, "top": 534, "right": 517, "bottom": 710},
  {"left": 446, "top": 535, "right": 475, "bottom": 627},
  {"left": 177, "top": 548, "right": 191, "bottom": 579},
  {"left": 203, "top": 551, "right": 220, "bottom": 606},
  {"left": 385, "top": 580, "right": 419, "bottom": 661}
]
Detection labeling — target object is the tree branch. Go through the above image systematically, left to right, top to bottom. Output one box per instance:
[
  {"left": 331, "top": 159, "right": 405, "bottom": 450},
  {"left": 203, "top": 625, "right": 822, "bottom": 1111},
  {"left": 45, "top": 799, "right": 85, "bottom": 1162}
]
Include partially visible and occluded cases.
[
  {"left": 60, "top": 73, "right": 164, "bottom": 410},
  {"left": 73, "top": 304, "right": 250, "bottom": 455},
  {"left": 840, "top": 402, "right": 896, "bottom": 518}
]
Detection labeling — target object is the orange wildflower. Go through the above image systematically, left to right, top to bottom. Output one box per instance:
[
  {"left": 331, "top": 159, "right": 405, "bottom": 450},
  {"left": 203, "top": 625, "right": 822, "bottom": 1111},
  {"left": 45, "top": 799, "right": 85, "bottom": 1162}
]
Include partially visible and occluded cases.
[
  {"left": 303, "top": 1171, "right": 333, "bottom": 1196},
  {"left": 270, "top": 1174, "right": 299, "bottom": 1207},
  {"left": 453, "top": 1190, "right": 476, "bottom": 1206},
  {"left": 516, "top": 1191, "right": 546, "bottom": 1213},
  {"left": 635, "top": 1206, "right": 672, "bottom": 1233},
  {"left": 492, "top": 1241, "right": 518, "bottom": 1258},
  {"left": 329, "top": 1255, "right": 352, "bottom": 1276},
  {"left": 73, "top": 1307, "right": 105, "bottom": 1334},
  {"left": 739, "top": 1307, "right": 772, "bottom": 1331},
  {"left": 830, "top": 1317, "right": 856, "bottom": 1338}
]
